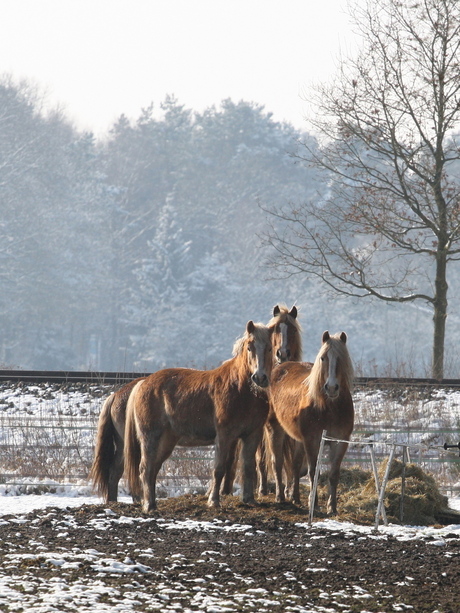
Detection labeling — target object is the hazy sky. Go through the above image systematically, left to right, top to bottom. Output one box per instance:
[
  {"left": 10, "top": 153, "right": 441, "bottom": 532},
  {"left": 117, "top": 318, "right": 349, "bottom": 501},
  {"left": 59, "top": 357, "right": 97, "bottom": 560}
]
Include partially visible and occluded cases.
[{"left": 0, "top": 0, "right": 357, "bottom": 135}]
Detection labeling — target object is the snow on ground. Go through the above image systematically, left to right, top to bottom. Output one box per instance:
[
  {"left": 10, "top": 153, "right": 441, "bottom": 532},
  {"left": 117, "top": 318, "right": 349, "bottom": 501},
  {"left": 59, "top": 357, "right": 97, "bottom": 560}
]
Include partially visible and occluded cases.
[
  {"left": 1, "top": 382, "right": 460, "bottom": 612},
  {"left": 0, "top": 490, "right": 460, "bottom": 613},
  {"left": 1, "top": 490, "right": 460, "bottom": 537}
]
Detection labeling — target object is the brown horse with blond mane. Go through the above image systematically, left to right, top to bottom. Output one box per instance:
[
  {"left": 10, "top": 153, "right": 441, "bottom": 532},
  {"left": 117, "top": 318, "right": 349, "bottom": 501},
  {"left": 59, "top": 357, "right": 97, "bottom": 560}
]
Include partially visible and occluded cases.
[
  {"left": 124, "top": 320, "right": 273, "bottom": 512},
  {"left": 267, "top": 331, "right": 354, "bottom": 514}
]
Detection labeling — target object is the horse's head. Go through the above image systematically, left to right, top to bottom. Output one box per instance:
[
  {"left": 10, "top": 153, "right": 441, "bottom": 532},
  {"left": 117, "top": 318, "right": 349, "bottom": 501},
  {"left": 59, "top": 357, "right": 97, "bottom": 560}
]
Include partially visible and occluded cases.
[
  {"left": 269, "top": 304, "right": 302, "bottom": 364},
  {"left": 244, "top": 320, "right": 273, "bottom": 389},
  {"left": 307, "top": 331, "right": 353, "bottom": 405}
]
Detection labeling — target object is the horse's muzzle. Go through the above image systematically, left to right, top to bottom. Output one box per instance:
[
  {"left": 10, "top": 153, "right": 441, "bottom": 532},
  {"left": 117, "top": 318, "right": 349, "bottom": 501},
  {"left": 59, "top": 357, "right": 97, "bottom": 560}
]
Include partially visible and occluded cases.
[
  {"left": 251, "top": 373, "right": 269, "bottom": 388},
  {"left": 324, "top": 382, "right": 339, "bottom": 399}
]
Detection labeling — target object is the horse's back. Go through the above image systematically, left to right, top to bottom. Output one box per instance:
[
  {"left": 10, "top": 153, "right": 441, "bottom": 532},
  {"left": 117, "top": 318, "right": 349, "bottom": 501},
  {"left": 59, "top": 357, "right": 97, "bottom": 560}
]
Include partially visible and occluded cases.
[
  {"left": 271, "top": 361, "right": 313, "bottom": 387},
  {"left": 134, "top": 367, "right": 219, "bottom": 441}
]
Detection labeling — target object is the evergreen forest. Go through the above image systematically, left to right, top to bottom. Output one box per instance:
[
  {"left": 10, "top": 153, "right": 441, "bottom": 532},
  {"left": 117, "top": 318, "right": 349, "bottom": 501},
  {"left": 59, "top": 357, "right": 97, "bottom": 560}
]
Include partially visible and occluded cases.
[{"left": 2, "top": 78, "right": 458, "bottom": 376}]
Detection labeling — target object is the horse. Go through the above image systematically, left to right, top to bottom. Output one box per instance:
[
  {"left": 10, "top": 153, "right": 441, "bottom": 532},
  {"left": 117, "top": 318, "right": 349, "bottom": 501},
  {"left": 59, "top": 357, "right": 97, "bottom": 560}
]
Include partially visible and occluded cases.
[
  {"left": 90, "top": 304, "right": 301, "bottom": 504},
  {"left": 220, "top": 304, "right": 302, "bottom": 496},
  {"left": 270, "top": 304, "right": 302, "bottom": 365},
  {"left": 124, "top": 320, "right": 273, "bottom": 512},
  {"left": 267, "top": 331, "right": 354, "bottom": 515}
]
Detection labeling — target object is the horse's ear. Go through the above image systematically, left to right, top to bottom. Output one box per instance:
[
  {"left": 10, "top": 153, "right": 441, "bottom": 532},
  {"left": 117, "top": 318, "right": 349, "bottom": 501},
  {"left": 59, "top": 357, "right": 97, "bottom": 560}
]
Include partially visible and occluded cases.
[
  {"left": 273, "top": 305, "right": 280, "bottom": 316},
  {"left": 289, "top": 305, "right": 298, "bottom": 319},
  {"left": 246, "top": 320, "right": 255, "bottom": 334},
  {"left": 322, "top": 331, "right": 330, "bottom": 343},
  {"left": 340, "top": 332, "right": 347, "bottom": 344}
]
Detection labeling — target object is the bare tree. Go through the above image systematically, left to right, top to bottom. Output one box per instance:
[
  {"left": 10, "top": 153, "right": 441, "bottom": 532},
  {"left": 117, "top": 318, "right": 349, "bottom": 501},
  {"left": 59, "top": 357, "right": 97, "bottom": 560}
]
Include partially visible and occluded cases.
[{"left": 264, "top": 0, "right": 460, "bottom": 379}]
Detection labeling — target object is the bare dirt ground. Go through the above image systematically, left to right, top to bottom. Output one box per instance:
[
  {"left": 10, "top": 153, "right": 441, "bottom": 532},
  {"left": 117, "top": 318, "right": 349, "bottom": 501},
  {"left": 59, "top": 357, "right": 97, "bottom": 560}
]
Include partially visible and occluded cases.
[{"left": 1, "top": 494, "right": 459, "bottom": 612}]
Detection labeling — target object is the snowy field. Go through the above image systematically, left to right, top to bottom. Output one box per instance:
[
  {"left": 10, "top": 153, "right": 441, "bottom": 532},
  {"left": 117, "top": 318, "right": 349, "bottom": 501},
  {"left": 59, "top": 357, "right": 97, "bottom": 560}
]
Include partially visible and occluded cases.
[{"left": 1, "top": 381, "right": 460, "bottom": 611}]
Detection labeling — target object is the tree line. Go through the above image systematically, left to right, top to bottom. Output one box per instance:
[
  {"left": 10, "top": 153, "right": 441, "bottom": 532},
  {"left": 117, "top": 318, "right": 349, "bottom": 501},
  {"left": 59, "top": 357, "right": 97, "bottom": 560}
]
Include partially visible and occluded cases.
[
  {"left": 2, "top": 0, "right": 460, "bottom": 378},
  {"left": 0, "top": 84, "right": 318, "bottom": 371}
]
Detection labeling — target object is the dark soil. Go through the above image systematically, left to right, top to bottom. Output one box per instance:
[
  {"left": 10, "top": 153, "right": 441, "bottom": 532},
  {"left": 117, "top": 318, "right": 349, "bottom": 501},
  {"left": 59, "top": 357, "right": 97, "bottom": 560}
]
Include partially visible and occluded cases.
[{"left": 1, "top": 494, "right": 460, "bottom": 612}]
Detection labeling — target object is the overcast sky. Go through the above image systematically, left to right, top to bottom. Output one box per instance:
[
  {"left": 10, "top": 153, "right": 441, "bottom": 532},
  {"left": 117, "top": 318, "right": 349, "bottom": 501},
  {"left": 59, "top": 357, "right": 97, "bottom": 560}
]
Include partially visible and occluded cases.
[{"left": 0, "top": 0, "right": 358, "bottom": 135}]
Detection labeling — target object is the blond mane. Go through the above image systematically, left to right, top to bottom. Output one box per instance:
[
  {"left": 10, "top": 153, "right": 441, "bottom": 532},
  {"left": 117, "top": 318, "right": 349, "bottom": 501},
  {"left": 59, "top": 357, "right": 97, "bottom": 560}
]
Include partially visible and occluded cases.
[{"left": 306, "top": 333, "right": 354, "bottom": 406}]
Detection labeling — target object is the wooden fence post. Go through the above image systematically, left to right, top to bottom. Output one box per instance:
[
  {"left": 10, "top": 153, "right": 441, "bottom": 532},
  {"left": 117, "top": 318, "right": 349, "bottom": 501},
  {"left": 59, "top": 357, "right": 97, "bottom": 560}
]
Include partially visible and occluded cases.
[
  {"left": 308, "top": 430, "right": 327, "bottom": 527},
  {"left": 369, "top": 443, "right": 387, "bottom": 525},
  {"left": 374, "top": 445, "right": 396, "bottom": 532},
  {"left": 400, "top": 446, "right": 408, "bottom": 522}
]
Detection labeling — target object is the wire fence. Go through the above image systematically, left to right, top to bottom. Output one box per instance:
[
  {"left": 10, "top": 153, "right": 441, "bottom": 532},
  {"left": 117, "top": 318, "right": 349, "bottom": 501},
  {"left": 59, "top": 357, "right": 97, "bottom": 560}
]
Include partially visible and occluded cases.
[{"left": 1, "top": 413, "right": 459, "bottom": 496}]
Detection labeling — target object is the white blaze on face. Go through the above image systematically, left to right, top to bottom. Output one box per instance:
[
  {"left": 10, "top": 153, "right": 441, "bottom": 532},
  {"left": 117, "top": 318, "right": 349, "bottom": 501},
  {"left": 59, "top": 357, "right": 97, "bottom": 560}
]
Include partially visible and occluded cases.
[
  {"left": 277, "top": 322, "right": 289, "bottom": 362},
  {"left": 251, "top": 334, "right": 270, "bottom": 388},
  {"left": 324, "top": 350, "right": 340, "bottom": 398}
]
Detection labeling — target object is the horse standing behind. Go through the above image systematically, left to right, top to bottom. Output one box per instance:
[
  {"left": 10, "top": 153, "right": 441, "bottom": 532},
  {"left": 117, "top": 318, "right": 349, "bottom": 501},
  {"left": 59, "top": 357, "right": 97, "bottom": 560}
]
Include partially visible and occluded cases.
[
  {"left": 221, "top": 304, "right": 302, "bottom": 496},
  {"left": 270, "top": 304, "right": 302, "bottom": 365},
  {"left": 124, "top": 320, "right": 273, "bottom": 512},
  {"left": 268, "top": 331, "right": 354, "bottom": 515}
]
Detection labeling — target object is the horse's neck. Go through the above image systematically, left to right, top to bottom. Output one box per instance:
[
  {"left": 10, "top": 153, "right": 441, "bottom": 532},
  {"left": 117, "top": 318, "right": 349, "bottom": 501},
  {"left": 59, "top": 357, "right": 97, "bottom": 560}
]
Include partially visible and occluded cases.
[
  {"left": 291, "top": 343, "right": 302, "bottom": 362},
  {"left": 219, "top": 352, "right": 251, "bottom": 388},
  {"left": 308, "top": 387, "right": 351, "bottom": 411}
]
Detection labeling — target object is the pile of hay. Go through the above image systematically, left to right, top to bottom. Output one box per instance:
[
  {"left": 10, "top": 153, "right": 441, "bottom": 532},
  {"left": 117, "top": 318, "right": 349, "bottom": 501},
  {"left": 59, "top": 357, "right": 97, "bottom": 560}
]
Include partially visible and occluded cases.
[{"left": 317, "top": 460, "right": 460, "bottom": 526}]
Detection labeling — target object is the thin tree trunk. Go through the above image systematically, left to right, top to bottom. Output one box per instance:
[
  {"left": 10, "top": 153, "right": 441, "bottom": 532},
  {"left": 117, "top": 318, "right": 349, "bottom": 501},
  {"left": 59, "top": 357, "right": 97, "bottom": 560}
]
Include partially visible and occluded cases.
[{"left": 432, "top": 251, "right": 448, "bottom": 380}]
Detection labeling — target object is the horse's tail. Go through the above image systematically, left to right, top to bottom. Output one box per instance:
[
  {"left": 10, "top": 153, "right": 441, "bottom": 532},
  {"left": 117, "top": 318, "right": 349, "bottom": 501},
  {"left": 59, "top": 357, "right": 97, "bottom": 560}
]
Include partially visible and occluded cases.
[
  {"left": 124, "top": 381, "right": 143, "bottom": 501},
  {"left": 89, "top": 394, "right": 117, "bottom": 501}
]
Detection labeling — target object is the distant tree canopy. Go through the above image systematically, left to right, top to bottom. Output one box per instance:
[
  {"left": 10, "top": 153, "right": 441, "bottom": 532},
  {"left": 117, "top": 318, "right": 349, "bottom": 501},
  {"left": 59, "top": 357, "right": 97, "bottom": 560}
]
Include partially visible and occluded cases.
[
  {"left": 264, "top": 0, "right": 460, "bottom": 379},
  {"left": 3, "top": 57, "right": 460, "bottom": 376},
  {"left": 0, "top": 82, "right": 315, "bottom": 371}
]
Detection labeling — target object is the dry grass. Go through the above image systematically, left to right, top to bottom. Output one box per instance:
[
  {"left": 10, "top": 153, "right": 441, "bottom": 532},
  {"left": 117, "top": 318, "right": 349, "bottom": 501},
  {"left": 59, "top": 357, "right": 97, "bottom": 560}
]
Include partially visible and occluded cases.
[{"left": 320, "top": 461, "right": 458, "bottom": 526}]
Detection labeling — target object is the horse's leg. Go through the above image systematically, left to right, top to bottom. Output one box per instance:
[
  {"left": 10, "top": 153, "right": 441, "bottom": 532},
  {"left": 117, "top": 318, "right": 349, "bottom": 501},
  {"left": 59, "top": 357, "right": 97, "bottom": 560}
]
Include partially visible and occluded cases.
[
  {"left": 265, "top": 419, "right": 286, "bottom": 503},
  {"left": 240, "top": 427, "right": 265, "bottom": 504},
  {"left": 139, "top": 430, "right": 177, "bottom": 513},
  {"left": 208, "top": 435, "right": 235, "bottom": 508},
  {"left": 256, "top": 435, "right": 268, "bottom": 496},
  {"left": 304, "top": 437, "right": 322, "bottom": 511},
  {"left": 221, "top": 439, "right": 240, "bottom": 495},
  {"left": 327, "top": 440, "right": 349, "bottom": 515},
  {"left": 287, "top": 441, "right": 305, "bottom": 505}
]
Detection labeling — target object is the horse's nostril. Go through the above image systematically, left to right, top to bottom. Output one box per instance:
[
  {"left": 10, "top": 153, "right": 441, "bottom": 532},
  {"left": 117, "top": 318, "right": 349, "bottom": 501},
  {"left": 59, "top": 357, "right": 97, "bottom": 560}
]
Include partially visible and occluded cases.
[{"left": 252, "top": 373, "right": 268, "bottom": 388}]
